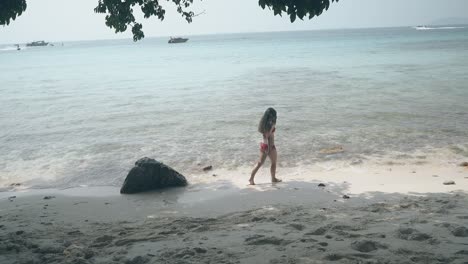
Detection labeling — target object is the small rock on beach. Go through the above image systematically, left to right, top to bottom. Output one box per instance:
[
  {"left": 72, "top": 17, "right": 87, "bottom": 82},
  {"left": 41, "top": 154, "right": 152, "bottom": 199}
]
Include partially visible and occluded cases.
[
  {"left": 120, "top": 157, "right": 188, "bottom": 194},
  {"left": 203, "top": 165, "right": 213, "bottom": 171},
  {"left": 443, "top": 181, "right": 456, "bottom": 185}
]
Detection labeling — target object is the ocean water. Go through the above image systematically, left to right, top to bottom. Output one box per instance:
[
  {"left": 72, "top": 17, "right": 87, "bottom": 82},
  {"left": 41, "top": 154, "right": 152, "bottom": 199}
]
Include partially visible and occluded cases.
[{"left": 1, "top": 27, "right": 468, "bottom": 189}]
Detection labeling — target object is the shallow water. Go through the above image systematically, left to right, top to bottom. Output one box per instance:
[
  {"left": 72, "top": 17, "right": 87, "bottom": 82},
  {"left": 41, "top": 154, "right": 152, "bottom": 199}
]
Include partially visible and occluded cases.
[{"left": 1, "top": 27, "right": 468, "bottom": 189}]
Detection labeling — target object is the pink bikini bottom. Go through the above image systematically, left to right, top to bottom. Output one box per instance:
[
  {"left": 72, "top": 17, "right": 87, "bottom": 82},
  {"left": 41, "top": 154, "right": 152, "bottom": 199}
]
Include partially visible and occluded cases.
[{"left": 260, "top": 143, "right": 276, "bottom": 153}]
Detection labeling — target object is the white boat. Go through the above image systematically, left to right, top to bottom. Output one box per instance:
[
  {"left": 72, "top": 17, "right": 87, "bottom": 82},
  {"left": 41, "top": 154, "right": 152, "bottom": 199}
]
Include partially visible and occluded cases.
[
  {"left": 414, "top": 25, "right": 431, "bottom": 30},
  {"left": 26, "top": 40, "right": 49, "bottom": 47}
]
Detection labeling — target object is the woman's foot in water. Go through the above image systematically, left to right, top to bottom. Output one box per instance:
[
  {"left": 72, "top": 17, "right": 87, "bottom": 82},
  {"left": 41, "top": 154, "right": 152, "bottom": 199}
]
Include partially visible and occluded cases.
[{"left": 271, "top": 178, "right": 282, "bottom": 183}]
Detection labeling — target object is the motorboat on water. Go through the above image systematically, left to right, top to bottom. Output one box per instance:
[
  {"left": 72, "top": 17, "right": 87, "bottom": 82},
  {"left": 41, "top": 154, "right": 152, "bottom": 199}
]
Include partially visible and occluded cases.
[
  {"left": 168, "top": 37, "right": 189, "bottom": 44},
  {"left": 26, "top": 40, "right": 49, "bottom": 47}
]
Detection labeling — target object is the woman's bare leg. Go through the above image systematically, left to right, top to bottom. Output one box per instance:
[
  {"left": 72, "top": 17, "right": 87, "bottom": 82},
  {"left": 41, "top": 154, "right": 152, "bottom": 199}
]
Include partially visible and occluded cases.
[
  {"left": 268, "top": 148, "right": 281, "bottom": 183},
  {"left": 249, "top": 151, "right": 268, "bottom": 185}
]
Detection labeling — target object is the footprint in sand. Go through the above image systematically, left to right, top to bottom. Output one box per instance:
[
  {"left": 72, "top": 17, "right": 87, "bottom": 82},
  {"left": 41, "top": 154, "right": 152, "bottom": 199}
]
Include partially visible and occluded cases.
[
  {"left": 287, "top": 223, "right": 305, "bottom": 231},
  {"left": 305, "top": 226, "right": 328, "bottom": 236},
  {"left": 450, "top": 226, "right": 468, "bottom": 237},
  {"left": 396, "top": 227, "right": 431, "bottom": 241},
  {"left": 67, "top": 230, "right": 82, "bottom": 235},
  {"left": 93, "top": 235, "right": 115, "bottom": 247},
  {"left": 244, "top": 235, "right": 291, "bottom": 246},
  {"left": 300, "top": 238, "right": 318, "bottom": 243},
  {"left": 351, "top": 240, "right": 388, "bottom": 253},
  {"left": 324, "top": 254, "right": 344, "bottom": 261},
  {"left": 124, "top": 256, "right": 149, "bottom": 264}
]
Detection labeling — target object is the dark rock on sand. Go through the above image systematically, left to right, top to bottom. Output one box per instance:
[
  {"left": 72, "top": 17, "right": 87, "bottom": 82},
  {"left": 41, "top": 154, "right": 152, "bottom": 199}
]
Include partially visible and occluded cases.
[
  {"left": 120, "top": 157, "right": 188, "bottom": 194},
  {"left": 459, "top": 162, "right": 468, "bottom": 167},
  {"left": 203, "top": 165, "right": 213, "bottom": 171},
  {"left": 443, "top": 180, "right": 455, "bottom": 185},
  {"left": 318, "top": 183, "right": 326, "bottom": 187},
  {"left": 343, "top": 195, "right": 350, "bottom": 199},
  {"left": 43, "top": 196, "right": 55, "bottom": 200}
]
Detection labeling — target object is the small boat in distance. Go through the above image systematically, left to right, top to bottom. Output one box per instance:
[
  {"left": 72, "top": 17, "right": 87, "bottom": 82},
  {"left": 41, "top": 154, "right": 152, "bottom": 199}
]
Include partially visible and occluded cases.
[
  {"left": 414, "top": 25, "right": 430, "bottom": 30},
  {"left": 168, "top": 37, "right": 189, "bottom": 44},
  {"left": 26, "top": 40, "right": 49, "bottom": 47}
]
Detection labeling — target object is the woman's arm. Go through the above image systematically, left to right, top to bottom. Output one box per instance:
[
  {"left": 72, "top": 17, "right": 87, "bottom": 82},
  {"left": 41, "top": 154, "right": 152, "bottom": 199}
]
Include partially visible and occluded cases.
[
  {"left": 268, "top": 126, "right": 275, "bottom": 148},
  {"left": 262, "top": 132, "right": 270, "bottom": 154},
  {"left": 269, "top": 133, "right": 275, "bottom": 148}
]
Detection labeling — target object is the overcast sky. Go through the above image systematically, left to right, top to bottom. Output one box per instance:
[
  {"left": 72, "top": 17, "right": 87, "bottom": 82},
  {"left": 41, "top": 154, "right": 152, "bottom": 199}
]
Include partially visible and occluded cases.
[{"left": 1, "top": 0, "right": 468, "bottom": 43}]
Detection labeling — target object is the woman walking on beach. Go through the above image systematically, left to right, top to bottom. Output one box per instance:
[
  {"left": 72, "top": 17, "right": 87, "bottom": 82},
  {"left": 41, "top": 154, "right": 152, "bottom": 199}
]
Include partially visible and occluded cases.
[{"left": 249, "top": 107, "right": 282, "bottom": 185}]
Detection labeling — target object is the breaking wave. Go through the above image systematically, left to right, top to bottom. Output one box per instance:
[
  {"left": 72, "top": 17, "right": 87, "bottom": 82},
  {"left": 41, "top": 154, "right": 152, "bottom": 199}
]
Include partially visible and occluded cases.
[{"left": 414, "top": 26, "right": 465, "bottom": 30}]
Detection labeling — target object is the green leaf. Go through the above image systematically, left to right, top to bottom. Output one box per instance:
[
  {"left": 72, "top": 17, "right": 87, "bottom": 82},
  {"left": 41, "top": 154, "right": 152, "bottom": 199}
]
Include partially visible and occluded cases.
[{"left": 290, "top": 12, "right": 296, "bottom": 23}]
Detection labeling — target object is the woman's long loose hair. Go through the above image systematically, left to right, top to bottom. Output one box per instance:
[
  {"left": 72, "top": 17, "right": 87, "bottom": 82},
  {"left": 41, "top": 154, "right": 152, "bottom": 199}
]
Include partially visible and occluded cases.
[{"left": 258, "top": 107, "right": 277, "bottom": 134}]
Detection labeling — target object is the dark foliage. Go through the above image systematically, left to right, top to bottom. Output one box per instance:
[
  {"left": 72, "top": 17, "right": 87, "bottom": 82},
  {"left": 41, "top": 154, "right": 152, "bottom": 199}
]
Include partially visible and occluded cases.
[
  {"left": 0, "top": 0, "right": 339, "bottom": 41},
  {"left": 0, "top": 0, "right": 27, "bottom": 26},
  {"left": 94, "top": 0, "right": 196, "bottom": 41},
  {"left": 260, "top": 0, "right": 339, "bottom": 23}
]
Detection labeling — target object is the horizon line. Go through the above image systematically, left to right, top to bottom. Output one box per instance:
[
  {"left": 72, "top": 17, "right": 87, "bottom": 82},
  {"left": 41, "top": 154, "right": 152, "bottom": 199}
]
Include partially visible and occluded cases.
[{"left": 2, "top": 23, "right": 467, "bottom": 46}]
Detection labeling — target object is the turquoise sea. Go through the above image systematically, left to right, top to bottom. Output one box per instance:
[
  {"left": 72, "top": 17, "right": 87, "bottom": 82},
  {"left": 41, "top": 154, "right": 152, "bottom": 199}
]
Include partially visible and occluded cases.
[{"left": 1, "top": 26, "right": 468, "bottom": 189}]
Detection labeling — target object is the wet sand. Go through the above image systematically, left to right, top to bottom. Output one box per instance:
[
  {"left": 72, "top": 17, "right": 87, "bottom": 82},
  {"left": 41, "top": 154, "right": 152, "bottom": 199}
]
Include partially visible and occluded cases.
[{"left": 1, "top": 163, "right": 468, "bottom": 264}]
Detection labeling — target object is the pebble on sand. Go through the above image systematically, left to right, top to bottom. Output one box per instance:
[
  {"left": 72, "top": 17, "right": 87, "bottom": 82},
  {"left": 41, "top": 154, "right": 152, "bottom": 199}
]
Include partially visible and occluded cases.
[
  {"left": 319, "top": 146, "right": 344, "bottom": 155},
  {"left": 443, "top": 181, "right": 456, "bottom": 185}
]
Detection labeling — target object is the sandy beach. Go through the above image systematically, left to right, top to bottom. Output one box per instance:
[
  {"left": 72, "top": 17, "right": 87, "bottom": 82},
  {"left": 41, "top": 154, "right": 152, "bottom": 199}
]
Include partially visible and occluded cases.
[
  {"left": 2, "top": 2, "right": 468, "bottom": 263},
  {"left": 1, "top": 162, "right": 468, "bottom": 264}
]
